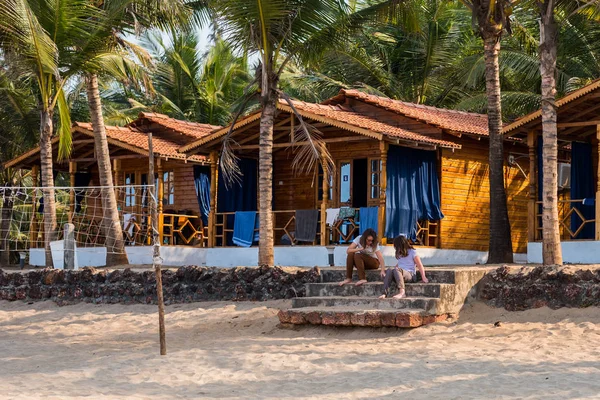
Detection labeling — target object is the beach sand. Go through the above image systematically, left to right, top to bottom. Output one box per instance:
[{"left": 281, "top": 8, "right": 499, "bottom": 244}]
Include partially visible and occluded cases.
[{"left": 1, "top": 300, "right": 599, "bottom": 399}]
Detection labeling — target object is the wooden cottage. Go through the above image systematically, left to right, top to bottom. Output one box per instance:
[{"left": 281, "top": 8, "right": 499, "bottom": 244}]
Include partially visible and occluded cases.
[
  {"left": 503, "top": 79, "right": 600, "bottom": 262},
  {"left": 182, "top": 90, "right": 529, "bottom": 254},
  {"left": 4, "top": 113, "right": 220, "bottom": 248}
]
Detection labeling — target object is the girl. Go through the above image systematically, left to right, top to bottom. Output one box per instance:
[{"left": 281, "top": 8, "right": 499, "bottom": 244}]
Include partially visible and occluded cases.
[
  {"left": 339, "top": 228, "right": 385, "bottom": 286},
  {"left": 378, "top": 235, "right": 428, "bottom": 299}
]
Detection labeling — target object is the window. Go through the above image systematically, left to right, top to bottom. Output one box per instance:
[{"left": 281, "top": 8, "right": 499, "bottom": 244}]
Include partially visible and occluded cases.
[
  {"left": 369, "top": 159, "right": 382, "bottom": 200},
  {"left": 339, "top": 161, "right": 352, "bottom": 206},
  {"left": 162, "top": 171, "right": 175, "bottom": 206},
  {"left": 124, "top": 173, "right": 136, "bottom": 207}
]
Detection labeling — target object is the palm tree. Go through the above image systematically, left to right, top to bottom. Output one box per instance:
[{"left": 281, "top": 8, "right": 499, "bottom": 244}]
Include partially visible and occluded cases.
[
  {"left": 0, "top": 0, "right": 92, "bottom": 266},
  {"left": 71, "top": 0, "right": 195, "bottom": 266},
  {"left": 214, "top": 0, "right": 349, "bottom": 266},
  {"left": 457, "top": 0, "right": 514, "bottom": 263},
  {"left": 534, "top": 0, "right": 600, "bottom": 266},
  {"left": 537, "top": 0, "right": 562, "bottom": 265},
  {"left": 147, "top": 32, "right": 250, "bottom": 125},
  {"left": 0, "top": 68, "right": 38, "bottom": 266}
]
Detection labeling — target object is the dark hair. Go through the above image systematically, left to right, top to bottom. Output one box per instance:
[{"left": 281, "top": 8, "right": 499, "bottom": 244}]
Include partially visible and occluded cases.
[
  {"left": 360, "top": 228, "right": 378, "bottom": 249},
  {"left": 393, "top": 235, "right": 414, "bottom": 259}
]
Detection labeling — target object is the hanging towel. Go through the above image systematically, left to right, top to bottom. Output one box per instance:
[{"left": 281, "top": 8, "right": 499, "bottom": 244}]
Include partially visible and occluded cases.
[
  {"left": 583, "top": 198, "right": 595, "bottom": 206},
  {"left": 338, "top": 207, "right": 356, "bottom": 221},
  {"left": 359, "top": 207, "right": 379, "bottom": 235},
  {"left": 326, "top": 208, "right": 340, "bottom": 225},
  {"left": 295, "top": 209, "right": 319, "bottom": 242},
  {"left": 233, "top": 211, "right": 258, "bottom": 247}
]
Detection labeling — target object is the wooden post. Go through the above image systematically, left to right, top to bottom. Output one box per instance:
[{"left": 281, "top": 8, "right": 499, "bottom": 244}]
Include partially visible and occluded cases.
[
  {"left": 596, "top": 125, "right": 600, "bottom": 241},
  {"left": 148, "top": 131, "right": 167, "bottom": 356},
  {"left": 528, "top": 131, "right": 537, "bottom": 242},
  {"left": 378, "top": 142, "right": 388, "bottom": 244},
  {"left": 208, "top": 151, "right": 218, "bottom": 248},
  {"left": 320, "top": 153, "right": 329, "bottom": 246},
  {"left": 157, "top": 158, "right": 164, "bottom": 245},
  {"left": 68, "top": 162, "right": 77, "bottom": 223},
  {"left": 30, "top": 165, "right": 39, "bottom": 248},
  {"left": 63, "top": 223, "right": 75, "bottom": 270}
]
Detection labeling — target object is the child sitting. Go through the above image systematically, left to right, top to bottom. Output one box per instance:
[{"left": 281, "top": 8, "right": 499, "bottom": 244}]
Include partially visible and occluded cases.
[{"left": 378, "top": 235, "right": 428, "bottom": 299}]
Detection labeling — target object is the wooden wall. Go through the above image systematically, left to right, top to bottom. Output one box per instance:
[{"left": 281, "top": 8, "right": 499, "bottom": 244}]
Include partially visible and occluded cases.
[
  {"left": 272, "top": 137, "right": 382, "bottom": 211},
  {"left": 440, "top": 138, "right": 529, "bottom": 253},
  {"left": 86, "top": 158, "right": 201, "bottom": 216}
]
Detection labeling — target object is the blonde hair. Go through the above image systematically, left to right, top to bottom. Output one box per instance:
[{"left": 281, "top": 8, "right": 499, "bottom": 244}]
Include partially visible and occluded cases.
[{"left": 393, "top": 235, "right": 414, "bottom": 259}]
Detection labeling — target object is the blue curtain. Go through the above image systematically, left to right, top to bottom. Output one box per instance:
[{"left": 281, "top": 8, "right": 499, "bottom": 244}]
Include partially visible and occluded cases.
[
  {"left": 571, "top": 142, "right": 595, "bottom": 239},
  {"left": 385, "top": 145, "right": 444, "bottom": 240},
  {"left": 217, "top": 158, "right": 258, "bottom": 245},
  {"left": 217, "top": 158, "right": 258, "bottom": 212},
  {"left": 193, "top": 166, "right": 211, "bottom": 225}
]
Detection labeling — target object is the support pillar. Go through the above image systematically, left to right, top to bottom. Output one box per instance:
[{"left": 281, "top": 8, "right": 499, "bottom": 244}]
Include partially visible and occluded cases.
[
  {"left": 596, "top": 126, "right": 600, "bottom": 240},
  {"left": 528, "top": 131, "right": 537, "bottom": 242},
  {"left": 378, "top": 142, "right": 388, "bottom": 244},
  {"left": 208, "top": 152, "right": 218, "bottom": 248},
  {"left": 320, "top": 153, "right": 329, "bottom": 246},
  {"left": 157, "top": 158, "right": 164, "bottom": 244},
  {"left": 68, "top": 161, "right": 77, "bottom": 222},
  {"left": 29, "top": 165, "right": 39, "bottom": 248}
]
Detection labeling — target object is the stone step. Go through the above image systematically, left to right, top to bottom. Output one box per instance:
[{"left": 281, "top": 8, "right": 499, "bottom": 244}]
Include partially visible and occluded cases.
[
  {"left": 319, "top": 268, "right": 456, "bottom": 284},
  {"left": 306, "top": 282, "right": 451, "bottom": 298},
  {"left": 292, "top": 295, "right": 440, "bottom": 312},
  {"left": 278, "top": 307, "right": 454, "bottom": 328}
]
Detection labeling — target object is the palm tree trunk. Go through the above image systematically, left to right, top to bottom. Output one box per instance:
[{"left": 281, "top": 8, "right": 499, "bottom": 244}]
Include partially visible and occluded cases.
[
  {"left": 539, "top": 2, "right": 562, "bottom": 266},
  {"left": 483, "top": 35, "right": 514, "bottom": 264},
  {"left": 86, "top": 74, "right": 129, "bottom": 266},
  {"left": 257, "top": 93, "right": 276, "bottom": 266},
  {"left": 40, "top": 109, "right": 57, "bottom": 267},
  {"left": 1, "top": 188, "right": 14, "bottom": 266}
]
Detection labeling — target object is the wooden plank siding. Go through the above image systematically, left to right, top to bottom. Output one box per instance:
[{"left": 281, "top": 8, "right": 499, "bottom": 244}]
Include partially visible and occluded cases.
[
  {"left": 272, "top": 134, "right": 382, "bottom": 211},
  {"left": 440, "top": 138, "right": 529, "bottom": 253},
  {"left": 84, "top": 158, "right": 201, "bottom": 216}
]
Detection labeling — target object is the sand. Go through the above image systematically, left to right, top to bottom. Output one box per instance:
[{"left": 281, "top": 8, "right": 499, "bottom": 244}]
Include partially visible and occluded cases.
[{"left": 0, "top": 301, "right": 599, "bottom": 399}]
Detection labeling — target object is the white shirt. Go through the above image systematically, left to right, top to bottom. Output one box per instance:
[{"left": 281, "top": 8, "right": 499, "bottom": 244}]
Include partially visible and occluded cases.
[{"left": 352, "top": 235, "right": 381, "bottom": 258}]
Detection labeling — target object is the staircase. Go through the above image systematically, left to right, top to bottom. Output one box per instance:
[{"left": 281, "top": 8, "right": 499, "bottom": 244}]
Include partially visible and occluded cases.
[{"left": 278, "top": 267, "right": 488, "bottom": 328}]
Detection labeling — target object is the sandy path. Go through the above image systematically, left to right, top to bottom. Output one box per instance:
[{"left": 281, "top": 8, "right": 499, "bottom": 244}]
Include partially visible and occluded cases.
[{"left": 0, "top": 300, "right": 599, "bottom": 399}]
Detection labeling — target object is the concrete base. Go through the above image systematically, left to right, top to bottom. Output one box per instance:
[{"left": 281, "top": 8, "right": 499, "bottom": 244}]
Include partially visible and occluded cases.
[
  {"left": 527, "top": 241, "right": 600, "bottom": 264},
  {"left": 30, "top": 244, "right": 523, "bottom": 268}
]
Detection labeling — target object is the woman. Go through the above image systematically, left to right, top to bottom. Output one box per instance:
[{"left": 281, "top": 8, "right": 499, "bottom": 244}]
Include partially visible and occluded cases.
[
  {"left": 339, "top": 228, "right": 385, "bottom": 286},
  {"left": 378, "top": 235, "right": 428, "bottom": 299}
]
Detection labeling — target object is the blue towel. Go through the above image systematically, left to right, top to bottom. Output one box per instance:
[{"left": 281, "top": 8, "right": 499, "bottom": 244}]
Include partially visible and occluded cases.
[
  {"left": 582, "top": 198, "right": 595, "bottom": 206},
  {"left": 359, "top": 207, "right": 379, "bottom": 235},
  {"left": 233, "top": 211, "right": 258, "bottom": 247}
]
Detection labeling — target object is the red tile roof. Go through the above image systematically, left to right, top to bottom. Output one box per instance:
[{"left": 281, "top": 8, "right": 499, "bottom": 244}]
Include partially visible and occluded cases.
[
  {"left": 331, "top": 89, "right": 489, "bottom": 136},
  {"left": 279, "top": 100, "right": 461, "bottom": 149},
  {"left": 134, "top": 112, "right": 221, "bottom": 140},
  {"left": 73, "top": 122, "right": 207, "bottom": 162}
]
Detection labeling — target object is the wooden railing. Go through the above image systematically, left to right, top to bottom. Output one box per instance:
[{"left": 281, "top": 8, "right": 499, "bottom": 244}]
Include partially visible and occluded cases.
[
  {"left": 534, "top": 199, "right": 595, "bottom": 241},
  {"left": 212, "top": 209, "right": 440, "bottom": 248},
  {"left": 213, "top": 210, "right": 323, "bottom": 246},
  {"left": 29, "top": 212, "right": 206, "bottom": 248}
]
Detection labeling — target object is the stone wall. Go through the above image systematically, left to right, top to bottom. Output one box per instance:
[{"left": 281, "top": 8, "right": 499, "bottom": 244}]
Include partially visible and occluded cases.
[
  {"left": 479, "top": 265, "right": 600, "bottom": 311},
  {"left": 0, "top": 266, "right": 321, "bottom": 306}
]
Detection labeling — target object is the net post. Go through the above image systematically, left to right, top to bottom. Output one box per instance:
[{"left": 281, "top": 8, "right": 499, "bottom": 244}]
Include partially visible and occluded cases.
[
  {"left": 148, "top": 131, "right": 167, "bottom": 356},
  {"left": 64, "top": 223, "right": 75, "bottom": 270}
]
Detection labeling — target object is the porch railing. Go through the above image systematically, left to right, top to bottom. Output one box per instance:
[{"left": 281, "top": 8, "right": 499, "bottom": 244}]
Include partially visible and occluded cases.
[
  {"left": 534, "top": 199, "right": 596, "bottom": 241},
  {"left": 213, "top": 210, "right": 323, "bottom": 246},
  {"left": 29, "top": 212, "right": 207, "bottom": 248}
]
